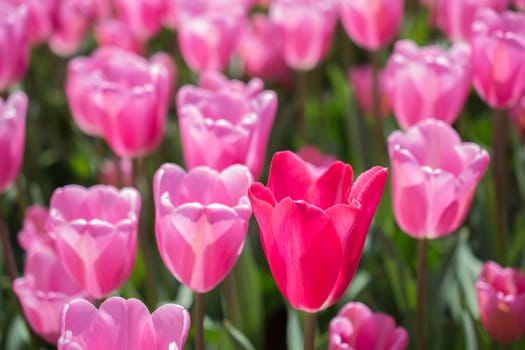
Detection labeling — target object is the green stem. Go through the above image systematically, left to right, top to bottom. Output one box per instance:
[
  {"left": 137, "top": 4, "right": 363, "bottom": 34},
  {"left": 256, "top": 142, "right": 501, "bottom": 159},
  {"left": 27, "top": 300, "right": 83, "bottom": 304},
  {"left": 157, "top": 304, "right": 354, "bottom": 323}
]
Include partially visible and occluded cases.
[
  {"left": 369, "top": 50, "right": 387, "bottom": 166},
  {"left": 0, "top": 210, "right": 18, "bottom": 281},
  {"left": 416, "top": 238, "right": 428, "bottom": 350},
  {"left": 223, "top": 273, "right": 241, "bottom": 326},
  {"left": 194, "top": 292, "right": 206, "bottom": 350},
  {"left": 303, "top": 312, "right": 317, "bottom": 350}
]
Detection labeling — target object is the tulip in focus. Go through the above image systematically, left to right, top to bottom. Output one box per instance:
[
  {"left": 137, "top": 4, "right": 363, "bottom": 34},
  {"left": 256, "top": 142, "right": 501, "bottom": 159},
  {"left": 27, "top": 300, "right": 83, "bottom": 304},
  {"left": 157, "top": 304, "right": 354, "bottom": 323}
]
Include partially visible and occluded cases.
[
  {"left": 269, "top": 0, "right": 338, "bottom": 70},
  {"left": 340, "top": 0, "right": 404, "bottom": 51},
  {"left": 471, "top": 9, "right": 525, "bottom": 108},
  {"left": 385, "top": 40, "right": 472, "bottom": 129},
  {"left": 66, "top": 47, "right": 173, "bottom": 157},
  {"left": 349, "top": 64, "right": 392, "bottom": 118},
  {"left": 176, "top": 71, "right": 277, "bottom": 179},
  {"left": 0, "top": 91, "right": 27, "bottom": 193},
  {"left": 388, "top": 120, "right": 490, "bottom": 238},
  {"left": 248, "top": 151, "right": 387, "bottom": 311},
  {"left": 154, "top": 163, "right": 252, "bottom": 293},
  {"left": 48, "top": 185, "right": 141, "bottom": 298},
  {"left": 476, "top": 261, "right": 525, "bottom": 344},
  {"left": 58, "top": 297, "right": 190, "bottom": 349},
  {"left": 329, "top": 302, "right": 409, "bottom": 350}
]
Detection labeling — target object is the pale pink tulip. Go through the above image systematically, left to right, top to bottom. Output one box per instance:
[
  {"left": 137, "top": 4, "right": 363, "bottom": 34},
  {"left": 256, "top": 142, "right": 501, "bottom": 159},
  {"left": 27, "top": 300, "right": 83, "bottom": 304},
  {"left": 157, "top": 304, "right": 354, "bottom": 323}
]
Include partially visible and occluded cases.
[
  {"left": 8, "top": 0, "right": 56, "bottom": 44},
  {"left": 112, "top": 0, "right": 165, "bottom": 40},
  {"left": 269, "top": 0, "right": 338, "bottom": 70},
  {"left": 340, "top": 0, "right": 404, "bottom": 51},
  {"left": 471, "top": 9, "right": 525, "bottom": 108},
  {"left": 385, "top": 40, "right": 472, "bottom": 129},
  {"left": 349, "top": 64, "right": 392, "bottom": 118},
  {"left": 176, "top": 71, "right": 277, "bottom": 179},
  {"left": 0, "top": 91, "right": 27, "bottom": 193},
  {"left": 388, "top": 120, "right": 489, "bottom": 238},
  {"left": 154, "top": 163, "right": 252, "bottom": 293},
  {"left": 48, "top": 185, "right": 141, "bottom": 298},
  {"left": 18, "top": 205, "right": 51, "bottom": 250},
  {"left": 476, "top": 261, "right": 525, "bottom": 344},
  {"left": 58, "top": 297, "right": 190, "bottom": 349},
  {"left": 329, "top": 302, "right": 409, "bottom": 350}
]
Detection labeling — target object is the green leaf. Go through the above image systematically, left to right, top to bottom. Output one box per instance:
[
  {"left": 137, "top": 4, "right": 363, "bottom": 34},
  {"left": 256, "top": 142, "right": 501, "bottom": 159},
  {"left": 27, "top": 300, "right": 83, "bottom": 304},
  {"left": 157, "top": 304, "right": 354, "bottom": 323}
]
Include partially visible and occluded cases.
[
  {"left": 286, "top": 307, "right": 303, "bottom": 350},
  {"left": 223, "top": 320, "right": 257, "bottom": 350}
]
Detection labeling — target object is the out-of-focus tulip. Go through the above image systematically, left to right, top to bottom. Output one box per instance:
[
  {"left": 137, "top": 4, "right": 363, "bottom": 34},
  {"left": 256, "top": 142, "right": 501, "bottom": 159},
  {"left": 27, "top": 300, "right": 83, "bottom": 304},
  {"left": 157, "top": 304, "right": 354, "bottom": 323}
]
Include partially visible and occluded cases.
[
  {"left": 9, "top": 0, "right": 56, "bottom": 44},
  {"left": 112, "top": 0, "right": 165, "bottom": 40},
  {"left": 176, "top": 0, "right": 246, "bottom": 71},
  {"left": 269, "top": 0, "right": 338, "bottom": 70},
  {"left": 340, "top": 0, "right": 404, "bottom": 51},
  {"left": 434, "top": 0, "right": 510, "bottom": 43},
  {"left": 516, "top": 0, "right": 525, "bottom": 11},
  {"left": 0, "top": 2, "right": 29, "bottom": 91},
  {"left": 471, "top": 9, "right": 525, "bottom": 108},
  {"left": 238, "top": 14, "right": 292, "bottom": 86},
  {"left": 94, "top": 19, "right": 144, "bottom": 54},
  {"left": 385, "top": 40, "right": 472, "bottom": 129},
  {"left": 65, "top": 47, "right": 173, "bottom": 157},
  {"left": 349, "top": 64, "right": 392, "bottom": 118},
  {"left": 176, "top": 71, "right": 277, "bottom": 179},
  {"left": 0, "top": 92, "right": 27, "bottom": 193},
  {"left": 510, "top": 95, "right": 525, "bottom": 141},
  {"left": 388, "top": 120, "right": 489, "bottom": 239},
  {"left": 297, "top": 145, "right": 336, "bottom": 178},
  {"left": 248, "top": 151, "right": 387, "bottom": 311},
  {"left": 99, "top": 157, "right": 133, "bottom": 188},
  {"left": 154, "top": 163, "right": 252, "bottom": 293},
  {"left": 48, "top": 185, "right": 141, "bottom": 298},
  {"left": 18, "top": 205, "right": 51, "bottom": 250},
  {"left": 13, "top": 243, "right": 88, "bottom": 344},
  {"left": 476, "top": 261, "right": 525, "bottom": 344},
  {"left": 58, "top": 297, "right": 191, "bottom": 349},
  {"left": 329, "top": 302, "right": 409, "bottom": 350}
]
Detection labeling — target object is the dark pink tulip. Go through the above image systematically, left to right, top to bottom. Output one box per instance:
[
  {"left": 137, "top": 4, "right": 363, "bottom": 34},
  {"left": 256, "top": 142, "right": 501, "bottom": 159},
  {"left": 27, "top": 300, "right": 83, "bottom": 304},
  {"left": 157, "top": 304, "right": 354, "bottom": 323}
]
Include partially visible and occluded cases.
[
  {"left": 112, "top": 0, "right": 165, "bottom": 40},
  {"left": 176, "top": 0, "right": 246, "bottom": 71},
  {"left": 269, "top": 0, "right": 338, "bottom": 70},
  {"left": 340, "top": 0, "right": 404, "bottom": 51},
  {"left": 0, "top": 2, "right": 29, "bottom": 91},
  {"left": 471, "top": 9, "right": 525, "bottom": 108},
  {"left": 94, "top": 19, "right": 145, "bottom": 54},
  {"left": 385, "top": 40, "right": 472, "bottom": 129},
  {"left": 66, "top": 47, "right": 173, "bottom": 157},
  {"left": 349, "top": 64, "right": 392, "bottom": 118},
  {"left": 176, "top": 71, "right": 277, "bottom": 179},
  {"left": 0, "top": 91, "right": 27, "bottom": 193},
  {"left": 388, "top": 120, "right": 489, "bottom": 239},
  {"left": 248, "top": 151, "right": 387, "bottom": 311},
  {"left": 154, "top": 163, "right": 252, "bottom": 293},
  {"left": 48, "top": 185, "right": 141, "bottom": 298},
  {"left": 18, "top": 204, "right": 51, "bottom": 250},
  {"left": 13, "top": 242, "right": 88, "bottom": 344},
  {"left": 476, "top": 261, "right": 525, "bottom": 344},
  {"left": 58, "top": 297, "right": 190, "bottom": 349},
  {"left": 329, "top": 302, "right": 409, "bottom": 350}
]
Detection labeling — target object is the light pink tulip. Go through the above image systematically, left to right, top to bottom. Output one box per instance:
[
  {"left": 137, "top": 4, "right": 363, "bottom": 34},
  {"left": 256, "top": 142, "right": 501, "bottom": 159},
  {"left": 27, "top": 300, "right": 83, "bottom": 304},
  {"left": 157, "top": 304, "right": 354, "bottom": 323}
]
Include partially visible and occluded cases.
[
  {"left": 9, "top": 0, "right": 56, "bottom": 44},
  {"left": 112, "top": 0, "right": 165, "bottom": 40},
  {"left": 176, "top": 0, "right": 246, "bottom": 71},
  {"left": 269, "top": 0, "right": 338, "bottom": 70},
  {"left": 340, "top": 0, "right": 404, "bottom": 51},
  {"left": 516, "top": 0, "right": 525, "bottom": 11},
  {"left": 0, "top": 2, "right": 29, "bottom": 91},
  {"left": 471, "top": 9, "right": 525, "bottom": 108},
  {"left": 238, "top": 14, "right": 292, "bottom": 86},
  {"left": 94, "top": 19, "right": 145, "bottom": 54},
  {"left": 385, "top": 40, "right": 472, "bottom": 129},
  {"left": 65, "top": 47, "right": 173, "bottom": 157},
  {"left": 349, "top": 64, "right": 392, "bottom": 118},
  {"left": 176, "top": 71, "right": 277, "bottom": 179},
  {"left": 0, "top": 91, "right": 27, "bottom": 193},
  {"left": 388, "top": 120, "right": 489, "bottom": 239},
  {"left": 297, "top": 145, "right": 336, "bottom": 179},
  {"left": 154, "top": 163, "right": 252, "bottom": 293},
  {"left": 48, "top": 185, "right": 141, "bottom": 298},
  {"left": 18, "top": 205, "right": 51, "bottom": 250},
  {"left": 13, "top": 242, "right": 88, "bottom": 344},
  {"left": 476, "top": 261, "right": 525, "bottom": 344},
  {"left": 58, "top": 297, "right": 190, "bottom": 349},
  {"left": 329, "top": 302, "right": 409, "bottom": 350}
]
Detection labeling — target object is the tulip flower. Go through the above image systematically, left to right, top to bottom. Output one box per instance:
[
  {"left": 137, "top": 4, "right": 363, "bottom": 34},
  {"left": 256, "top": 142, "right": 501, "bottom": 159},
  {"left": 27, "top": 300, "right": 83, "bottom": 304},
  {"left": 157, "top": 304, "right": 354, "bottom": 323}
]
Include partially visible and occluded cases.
[
  {"left": 11, "top": 0, "right": 56, "bottom": 44},
  {"left": 112, "top": 0, "right": 165, "bottom": 40},
  {"left": 176, "top": 0, "right": 246, "bottom": 71},
  {"left": 269, "top": 0, "right": 338, "bottom": 70},
  {"left": 340, "top": 0, "right": 404, "bottom": 51},
  {"left": 516, "top": 0, "right": 525, "bottom": 11},
  {"left": 0, "top": 2, "right": 29, "bottom": 91},
  {"left": 471, "top": 9, "right": 525, "bottom": 108},
  {"left": 94, "top": 19, "right": 145, "bottom": 54},
  {"left": 385, "top": 40, "right": 472, "bottom": 129},
  {"left": 65, "top": 47, "right": 173, "bottom": 157},
  {"left": 349, "top": 64, "right": 392, "bottom": 118},
  {"left": 176, "top": 71, "right": 277, "bottom": 179},
  {"left": 0, "top": 91, "right": 27, "bottom": 193},
  {"left": 388, "top": 120, "right": 490, "bottom": 238},
  {"left": 297, "top": 145, "right": 336, "bottom": 179},
  {"left": 248, "top": 151, "right": 387, "bottom": 311},
  {"left": 99, "top": 158, "right": 133, "bottom": 188},
  {"left": 153, "top": 163, "right": 252, "bottom": 293},
  {"left": 48, "top": 185, "right": 141, "bottom": 298},
  {"left": 17, "top": 204, "right": 51, "bottom": 250},
  {"left": 476, "top": 261, "right": 525, "bottom": 344},
  {"left": 58, "top": 297, "right": 191, "bottom": 349},
  {"left": 329, "top": 302, "right": 409, "bottom": 350}
]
